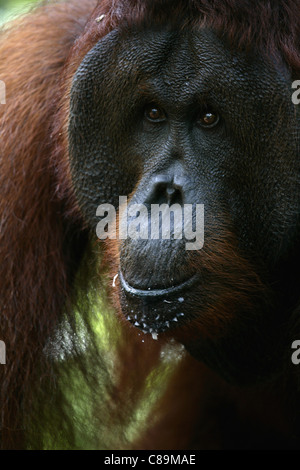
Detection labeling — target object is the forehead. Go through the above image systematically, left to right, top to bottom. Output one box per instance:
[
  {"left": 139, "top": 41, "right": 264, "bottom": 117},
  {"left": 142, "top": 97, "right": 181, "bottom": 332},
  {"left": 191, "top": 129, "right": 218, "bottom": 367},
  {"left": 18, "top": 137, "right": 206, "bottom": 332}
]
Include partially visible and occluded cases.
[
  {"left": 72, "top": 26, "right": 292, "bottom": 118},
  {"left": 96, "top": 27, "right": 289, "bottom": 91}
]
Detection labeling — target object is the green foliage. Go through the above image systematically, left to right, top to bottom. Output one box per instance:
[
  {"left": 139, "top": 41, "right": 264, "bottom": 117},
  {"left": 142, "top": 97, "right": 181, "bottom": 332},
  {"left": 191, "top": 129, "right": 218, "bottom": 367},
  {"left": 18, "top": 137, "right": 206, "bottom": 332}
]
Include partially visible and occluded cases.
[{"left": 0, "top": 0, "right": 40, "bottom": 25}]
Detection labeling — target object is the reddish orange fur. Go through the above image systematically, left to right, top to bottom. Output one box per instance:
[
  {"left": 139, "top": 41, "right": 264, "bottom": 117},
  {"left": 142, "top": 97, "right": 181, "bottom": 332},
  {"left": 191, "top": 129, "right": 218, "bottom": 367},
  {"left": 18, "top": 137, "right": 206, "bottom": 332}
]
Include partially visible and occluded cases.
[{"left": 0, "top": 0, "right": 97, "bottom": 449}]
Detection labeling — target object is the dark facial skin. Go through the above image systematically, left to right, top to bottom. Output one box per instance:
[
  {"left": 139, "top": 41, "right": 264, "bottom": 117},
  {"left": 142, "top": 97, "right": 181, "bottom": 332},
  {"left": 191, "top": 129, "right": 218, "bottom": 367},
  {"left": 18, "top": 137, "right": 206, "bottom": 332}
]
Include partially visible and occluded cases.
[{"left": 69, "top": 27, "right": 300, "bottom": 384}]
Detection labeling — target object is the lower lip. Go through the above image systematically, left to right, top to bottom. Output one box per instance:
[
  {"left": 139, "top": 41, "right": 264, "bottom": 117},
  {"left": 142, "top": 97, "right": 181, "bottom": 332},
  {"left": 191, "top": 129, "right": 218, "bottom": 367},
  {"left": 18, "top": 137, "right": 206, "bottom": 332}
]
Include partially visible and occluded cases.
[{"left": 119, "top": 270, "right": 198, "bottom": 299}]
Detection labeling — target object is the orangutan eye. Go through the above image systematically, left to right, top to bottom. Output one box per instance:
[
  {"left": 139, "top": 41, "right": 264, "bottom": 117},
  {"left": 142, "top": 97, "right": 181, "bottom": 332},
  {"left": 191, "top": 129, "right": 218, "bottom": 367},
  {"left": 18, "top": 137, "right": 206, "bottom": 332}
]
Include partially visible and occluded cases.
[
  {"left": 144, "top": 104, "right": 166, "bottom": 123},
  {"left": 197, "top": 110, "right": 220, "bottom": 128}
]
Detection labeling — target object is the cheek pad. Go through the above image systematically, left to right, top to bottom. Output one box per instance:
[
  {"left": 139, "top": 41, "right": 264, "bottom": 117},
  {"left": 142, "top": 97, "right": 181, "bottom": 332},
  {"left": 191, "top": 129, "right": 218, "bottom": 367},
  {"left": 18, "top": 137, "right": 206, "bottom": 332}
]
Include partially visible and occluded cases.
[
  {"left": 69, "top": 28, "right": 184, "bottom": 227},
  {"left": 68, "top": 30, "right": 139, "bottom": 225}
]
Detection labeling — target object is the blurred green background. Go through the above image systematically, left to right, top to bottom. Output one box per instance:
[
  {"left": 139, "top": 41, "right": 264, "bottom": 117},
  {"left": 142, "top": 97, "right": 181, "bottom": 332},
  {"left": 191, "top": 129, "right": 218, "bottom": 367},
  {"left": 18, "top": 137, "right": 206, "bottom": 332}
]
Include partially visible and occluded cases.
[{"left": 0, "top": 0, "right": 40, "bottom": 24}]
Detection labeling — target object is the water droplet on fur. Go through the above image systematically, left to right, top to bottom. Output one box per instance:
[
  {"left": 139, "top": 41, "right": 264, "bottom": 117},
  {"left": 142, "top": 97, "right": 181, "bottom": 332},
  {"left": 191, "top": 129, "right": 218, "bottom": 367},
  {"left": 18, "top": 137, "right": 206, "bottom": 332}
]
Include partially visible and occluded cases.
[{"left": 112, "top": 273, "right": 118, "bottom": 287}]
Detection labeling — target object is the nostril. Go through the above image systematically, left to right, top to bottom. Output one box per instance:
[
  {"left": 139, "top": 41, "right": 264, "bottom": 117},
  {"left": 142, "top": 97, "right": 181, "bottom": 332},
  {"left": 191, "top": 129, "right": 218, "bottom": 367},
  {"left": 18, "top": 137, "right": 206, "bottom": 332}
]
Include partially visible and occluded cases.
[
  {"left": 145, "top": 174, "right": 185, "bottom": 205},
  {"left": 154, "top": 182, "right": 170, "bottom": 204},
  {"left": 155, "top": 182, "right": 183, "bottom": 205},
  {"left": 166, "top": 186, "right": 175, "bottom": 200},
  {"left": 166, "top": 186, "right": 181, "bottom": 204}
]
